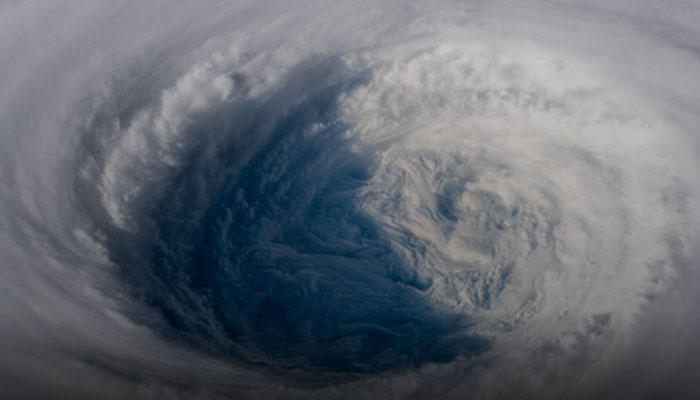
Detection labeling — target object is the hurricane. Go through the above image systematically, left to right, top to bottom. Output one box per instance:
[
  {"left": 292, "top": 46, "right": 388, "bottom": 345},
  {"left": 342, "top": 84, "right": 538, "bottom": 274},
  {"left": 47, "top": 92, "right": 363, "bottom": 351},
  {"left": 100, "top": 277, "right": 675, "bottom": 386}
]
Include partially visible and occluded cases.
[{"left": 1, "top": 1, "right": 700, "bottom": 399}]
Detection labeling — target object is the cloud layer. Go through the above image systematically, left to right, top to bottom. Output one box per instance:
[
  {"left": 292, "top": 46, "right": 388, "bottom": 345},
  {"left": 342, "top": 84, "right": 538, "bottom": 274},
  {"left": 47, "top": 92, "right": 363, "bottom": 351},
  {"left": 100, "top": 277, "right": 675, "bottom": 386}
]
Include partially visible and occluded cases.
[{"left": 1, "top": 1, "right": 699, "bottom": 399}]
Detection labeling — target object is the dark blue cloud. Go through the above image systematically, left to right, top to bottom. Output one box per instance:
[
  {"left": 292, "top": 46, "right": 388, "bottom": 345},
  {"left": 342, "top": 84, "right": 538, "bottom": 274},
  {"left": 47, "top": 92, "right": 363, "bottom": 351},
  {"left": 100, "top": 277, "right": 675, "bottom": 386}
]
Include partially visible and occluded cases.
[{"left": 106, "top": 58, "right": 488, "bottom": 379}]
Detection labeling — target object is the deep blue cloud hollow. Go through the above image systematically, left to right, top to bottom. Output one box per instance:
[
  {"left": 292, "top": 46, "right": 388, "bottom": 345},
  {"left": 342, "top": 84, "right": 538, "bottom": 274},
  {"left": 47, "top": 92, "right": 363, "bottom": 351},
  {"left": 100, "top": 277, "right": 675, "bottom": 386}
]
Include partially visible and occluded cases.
[{"left": 107, "top": 59, "right": 487, "bottom": 377}]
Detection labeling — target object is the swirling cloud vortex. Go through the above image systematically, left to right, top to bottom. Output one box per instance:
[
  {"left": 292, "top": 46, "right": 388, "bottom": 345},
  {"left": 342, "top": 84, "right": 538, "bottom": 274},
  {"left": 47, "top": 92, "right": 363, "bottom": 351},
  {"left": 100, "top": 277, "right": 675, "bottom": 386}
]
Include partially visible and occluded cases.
[{"left": 1, "top": 1, "right": 700, "bottom": 399}]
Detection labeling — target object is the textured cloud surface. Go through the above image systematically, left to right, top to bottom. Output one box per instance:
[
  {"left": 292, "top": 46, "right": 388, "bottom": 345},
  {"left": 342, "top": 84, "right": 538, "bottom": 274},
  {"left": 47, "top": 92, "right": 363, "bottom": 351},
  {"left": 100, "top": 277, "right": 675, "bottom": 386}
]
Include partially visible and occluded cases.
[{"left": 1, "top": 1, "right": 700, "bottom": 399}]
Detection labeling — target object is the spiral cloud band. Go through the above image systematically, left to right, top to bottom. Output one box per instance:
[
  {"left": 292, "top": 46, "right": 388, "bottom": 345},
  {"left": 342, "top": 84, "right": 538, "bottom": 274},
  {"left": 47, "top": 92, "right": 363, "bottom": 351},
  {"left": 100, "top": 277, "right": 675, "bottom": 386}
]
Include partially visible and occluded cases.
[{"left": 1, "top": 1, "right": 700, "bottom": 399}]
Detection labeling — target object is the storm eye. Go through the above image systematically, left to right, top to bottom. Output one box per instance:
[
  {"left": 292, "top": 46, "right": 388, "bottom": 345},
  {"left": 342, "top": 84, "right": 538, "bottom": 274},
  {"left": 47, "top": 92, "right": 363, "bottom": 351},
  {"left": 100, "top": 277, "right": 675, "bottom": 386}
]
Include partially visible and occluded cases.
[{"left": 124, "top": 67, "right": 489, "bottom": 376}]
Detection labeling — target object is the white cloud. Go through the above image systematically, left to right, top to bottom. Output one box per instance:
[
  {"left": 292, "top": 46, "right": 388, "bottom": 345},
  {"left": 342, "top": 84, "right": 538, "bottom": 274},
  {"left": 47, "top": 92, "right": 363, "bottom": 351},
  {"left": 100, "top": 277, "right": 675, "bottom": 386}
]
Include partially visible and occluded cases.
[{"left": 0, "top": 1, "right": 699, "bottom": 399}]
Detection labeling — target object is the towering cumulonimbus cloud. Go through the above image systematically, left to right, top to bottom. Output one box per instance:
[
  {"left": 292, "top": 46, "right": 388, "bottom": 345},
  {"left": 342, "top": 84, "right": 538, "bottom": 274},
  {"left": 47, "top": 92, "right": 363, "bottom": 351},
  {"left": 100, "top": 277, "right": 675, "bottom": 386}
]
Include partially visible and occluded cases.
[{"left": 1, "top": 1, "right": 699, "bottom": 399}]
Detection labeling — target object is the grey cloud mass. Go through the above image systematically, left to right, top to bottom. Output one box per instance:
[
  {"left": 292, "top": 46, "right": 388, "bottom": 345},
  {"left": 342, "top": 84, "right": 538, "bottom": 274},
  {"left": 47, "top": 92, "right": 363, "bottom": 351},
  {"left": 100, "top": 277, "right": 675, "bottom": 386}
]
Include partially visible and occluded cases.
[{"left": 1, "top": 1, "right": 699, "bottom": 399}]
